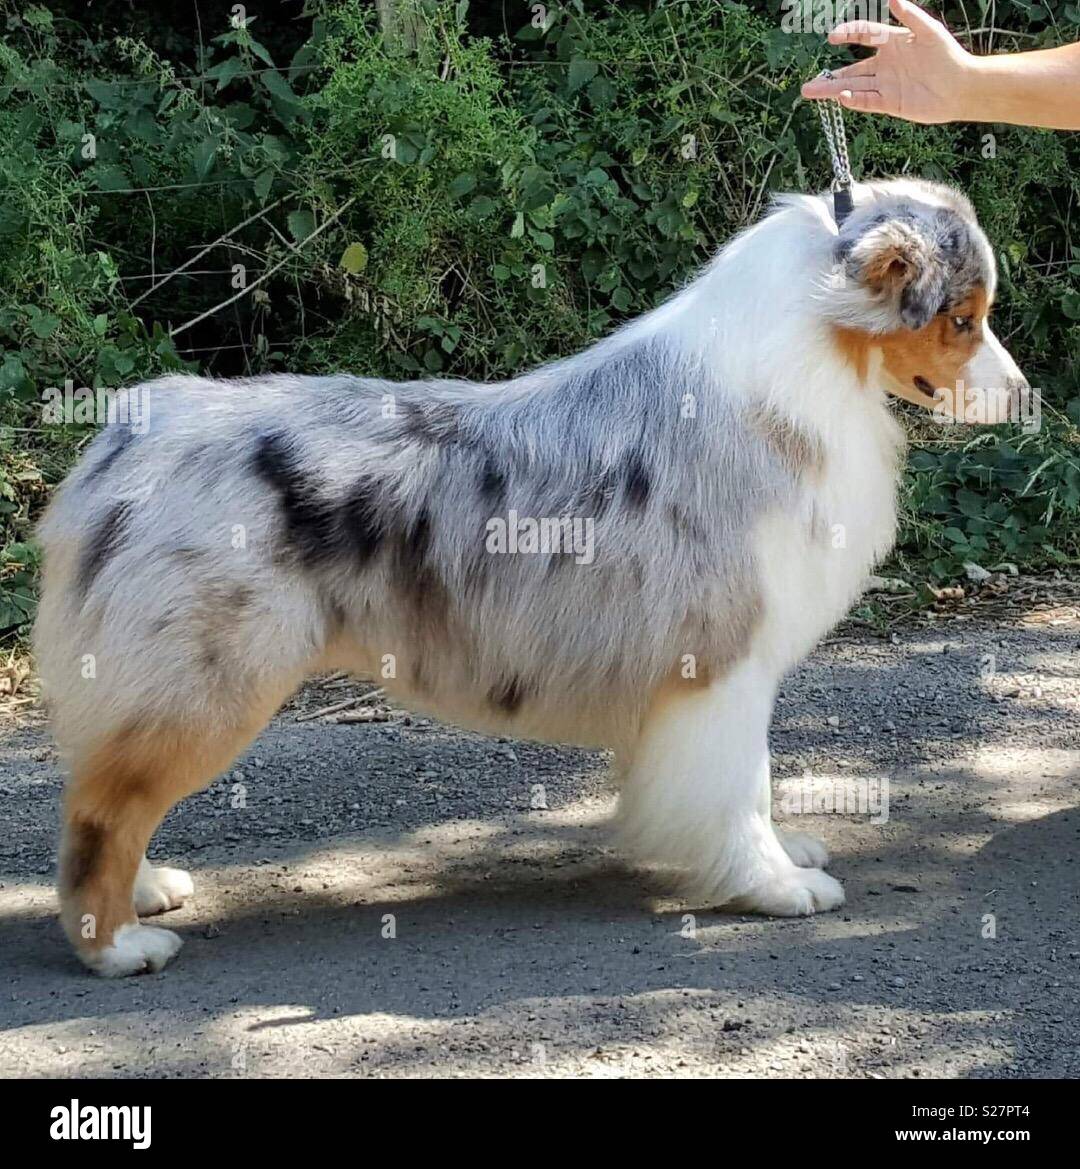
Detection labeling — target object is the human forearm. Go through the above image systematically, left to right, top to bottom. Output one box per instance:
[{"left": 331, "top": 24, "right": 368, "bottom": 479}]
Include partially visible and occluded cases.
[{"left": 962, "top": 43, "right": 1080, "bottom": 130}]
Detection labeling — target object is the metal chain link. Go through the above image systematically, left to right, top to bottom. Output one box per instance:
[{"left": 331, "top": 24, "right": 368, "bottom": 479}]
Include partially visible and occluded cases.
[{"left": 817, "top": 72, "right": 853, "bottom": 190}]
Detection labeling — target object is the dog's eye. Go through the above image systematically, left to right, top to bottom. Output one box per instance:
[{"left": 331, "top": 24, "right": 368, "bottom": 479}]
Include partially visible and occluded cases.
[{"left": 952, "top": 316, "right": 973, "bottom": 332}]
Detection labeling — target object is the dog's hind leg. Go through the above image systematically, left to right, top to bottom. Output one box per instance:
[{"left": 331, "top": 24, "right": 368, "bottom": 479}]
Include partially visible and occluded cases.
[
  {"left": 618, "top": 657, "right": 844, "bottom": 916},
  {"left": 58, "top": 682, "right": 295, "bottom": 977}
]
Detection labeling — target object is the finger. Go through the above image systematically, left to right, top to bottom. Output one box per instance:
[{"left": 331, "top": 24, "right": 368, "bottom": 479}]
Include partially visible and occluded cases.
[
  {"left": 889, "top": 0, "right": 946, "bottom": 36},
  {"left": 828, "top": 21, "right": 910, "bottom": 46},
  {"left": 821, "top": 59, "right": 878, "bottom": 81},
  {"left": 801, "top": 75, "right": 878, "bottom": 100},
  {"left": 837, "top": 88, "right": 893, "bottom": 116}
]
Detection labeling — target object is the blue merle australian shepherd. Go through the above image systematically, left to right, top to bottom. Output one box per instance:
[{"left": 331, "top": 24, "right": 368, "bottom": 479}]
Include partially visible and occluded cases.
[{"left": 35, "top": 178, "right": 1027, "bottom": 975}]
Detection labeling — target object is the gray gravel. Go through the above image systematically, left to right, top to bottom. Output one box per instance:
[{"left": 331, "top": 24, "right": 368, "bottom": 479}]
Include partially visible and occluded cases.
[{"left": 1, "top": 614, "right": 1078, "bottom": 1078}]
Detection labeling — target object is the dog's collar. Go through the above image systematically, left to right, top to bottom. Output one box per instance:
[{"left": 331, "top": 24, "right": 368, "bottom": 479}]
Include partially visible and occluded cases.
[{"left": 832, "top": 181, "right": 854, "bottom": 227}]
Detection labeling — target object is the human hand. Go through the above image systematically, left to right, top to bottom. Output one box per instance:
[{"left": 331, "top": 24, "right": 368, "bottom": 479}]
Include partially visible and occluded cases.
[{"left": 800, "top": 0, "right": 977, "bottom": 125}]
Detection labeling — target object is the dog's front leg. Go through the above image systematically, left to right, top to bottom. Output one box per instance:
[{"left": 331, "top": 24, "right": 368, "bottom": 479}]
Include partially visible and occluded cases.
[{"left": 618, "top": 657, "right": 844, "bottom": 916}]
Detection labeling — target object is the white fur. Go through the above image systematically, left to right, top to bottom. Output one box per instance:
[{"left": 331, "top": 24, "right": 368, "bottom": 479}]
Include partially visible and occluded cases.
[
  {"left": 134, "top": 859, "right": 194, "bottom": 916},
  {"left": 82, "top": 922, "right": 183, "bottom": 978}
]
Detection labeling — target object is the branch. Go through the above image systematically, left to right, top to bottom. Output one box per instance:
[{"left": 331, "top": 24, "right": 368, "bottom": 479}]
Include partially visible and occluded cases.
[{"left": 169, "top": 198, "right": 356, "bottom": 340}]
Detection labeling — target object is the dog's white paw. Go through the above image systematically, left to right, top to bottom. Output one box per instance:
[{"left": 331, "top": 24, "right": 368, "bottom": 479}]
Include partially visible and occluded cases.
[
  {"left": 778, "top": 830, "right": 829, "bottom": 869},
  {"left": 134, "top": 863, "right": 194, "bottom": 916},
  {"left": 730, "top": 866, "right": 845, "bottom": 917},
  {"left": 82, "top": 923, "right": 183, "bottom": 977}
]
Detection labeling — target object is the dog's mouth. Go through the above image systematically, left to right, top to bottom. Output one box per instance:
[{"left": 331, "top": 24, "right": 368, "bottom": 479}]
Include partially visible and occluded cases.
[{"left": 886, "top": 375, "right": 940, "bottom": 412}]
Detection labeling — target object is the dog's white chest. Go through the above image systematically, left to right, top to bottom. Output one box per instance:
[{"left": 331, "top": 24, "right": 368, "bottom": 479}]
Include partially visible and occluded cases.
[{"left": 753, "top": 402, "right": 902, "bottom": 674}]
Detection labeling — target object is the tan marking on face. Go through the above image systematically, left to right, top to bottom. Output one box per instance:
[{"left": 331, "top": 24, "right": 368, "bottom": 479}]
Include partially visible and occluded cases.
[
  {"left": 833, "top": 286, "right": 991, "bottom": 410},
  {"left": 880, "top": 286, "right": 989, "bottom": 394}
]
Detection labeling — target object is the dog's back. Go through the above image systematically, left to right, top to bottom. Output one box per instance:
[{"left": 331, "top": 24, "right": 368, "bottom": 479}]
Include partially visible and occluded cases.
[{"left": 36, "top": 335, "right": 801, "bottom": 754}]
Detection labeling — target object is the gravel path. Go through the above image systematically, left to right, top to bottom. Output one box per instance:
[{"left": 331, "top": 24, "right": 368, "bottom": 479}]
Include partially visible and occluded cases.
[{"left": 1, "top": 612, "right": 1078, "bottom": 1078}]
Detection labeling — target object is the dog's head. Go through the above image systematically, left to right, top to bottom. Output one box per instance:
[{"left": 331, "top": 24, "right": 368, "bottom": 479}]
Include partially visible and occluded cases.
[{"left": 823, "top": 180, "right": 1028, "bottom": 422}]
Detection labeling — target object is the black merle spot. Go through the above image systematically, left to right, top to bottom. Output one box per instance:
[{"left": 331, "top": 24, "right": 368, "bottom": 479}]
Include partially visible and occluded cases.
[
  {"left": 400, "top": 400, "right": 462, "bottom": 446},
  {"left": 83, "top": 427, "right": 133, "bottom": 484},
  {"left": 250, "top": 431, "right": 339, "bottom": 566},
  {"left": 623, "top": 452, "right": 651, "bottom": 510},
  {"left": 479, "top": 455, "right": 506, "bottom": 506},
  {"left": 339, "top": 476, "right": 386, "bottom": 566},
  {"left": 78, "top": 500, "right": 133, "bottom": 597},
  {"left": 668, "top": 502, "right": 706, "bottom": 543},
  {"left": 393, "top": 507, "right": 433, "bottom": 591},
  {"left": 227, "top": 585, "right": 254, "bottom": 610},
  {"left": 489, "top": 677, "right": 525, "bottom": 714}
]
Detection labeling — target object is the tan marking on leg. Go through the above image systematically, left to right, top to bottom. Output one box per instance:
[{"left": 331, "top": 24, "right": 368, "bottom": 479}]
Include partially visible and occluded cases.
[
  {"left": 648, "top": 585, "right": 764, "bottom": 728},
  {"left": 58, "top": 679, "right": 296, "bottom": 959}
]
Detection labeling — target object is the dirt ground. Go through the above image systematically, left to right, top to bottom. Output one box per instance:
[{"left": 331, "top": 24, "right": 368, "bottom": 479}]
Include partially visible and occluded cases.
[{"left": 1, "top": 599, "right": 1078, "bottom": 1079}]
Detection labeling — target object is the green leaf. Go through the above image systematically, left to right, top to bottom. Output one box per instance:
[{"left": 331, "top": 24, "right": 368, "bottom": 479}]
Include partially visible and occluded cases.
[
  {"left": 246, "top": 37, "right": 276, "bottom": 68},
  {"left": 206, "top": 56, "right": 245, "bottom": 91},
  {"left": 567, "top": 60, "right": 599, "bottom": 92},
  {"left": 261, "top": 70, "right": 303, "bottom": 111},
  {"left": 587, "top": 75, "right": 616, "bottom": 107},
  {"left": 84, "top": 79, "right": 120, "bottom": 108},
  {"left": 192, "top": 137, "right": 218, "bottom": 179},
  {"left": 91, "top": 164, "right": 130, "bottom": 192},
  {"left": 253, "top": 169, "right": 274, "bottom": 200},
  {"left": 449, "top": 172, "right": 477, "bottom": 198},
  {"left": 468, "top": 196, "right": 497, "bottom": 220},
  {"left": 287, "top": 209, "right": 316, "bottom": 243},
  {"left": 339, "top": 243, "right": 368, "bottom": 274},
  {"left": 1062, "top": 290, "right": 1080, "bottom": 321},
  {"left": 29, "top": 312, "right": 60, "bottom": 339},
  {"left": 956, "top": 489, "right": 986, "bottom": 519}
]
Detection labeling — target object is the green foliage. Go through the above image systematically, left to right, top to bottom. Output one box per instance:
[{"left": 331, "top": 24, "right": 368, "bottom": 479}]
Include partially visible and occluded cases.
[{"left": 1, "top": 0, "right": 1078, "bottom": 640}]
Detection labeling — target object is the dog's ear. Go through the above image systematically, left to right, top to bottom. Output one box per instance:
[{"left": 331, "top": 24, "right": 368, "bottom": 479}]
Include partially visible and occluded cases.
[{"left": 835, "top": 216, "right": 950, "bottom": 333}]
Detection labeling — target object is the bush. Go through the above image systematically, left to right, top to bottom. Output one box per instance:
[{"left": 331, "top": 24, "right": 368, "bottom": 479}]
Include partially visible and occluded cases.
[{"left": 1, "top": 0, "right": 1078, "bottom": 641}]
